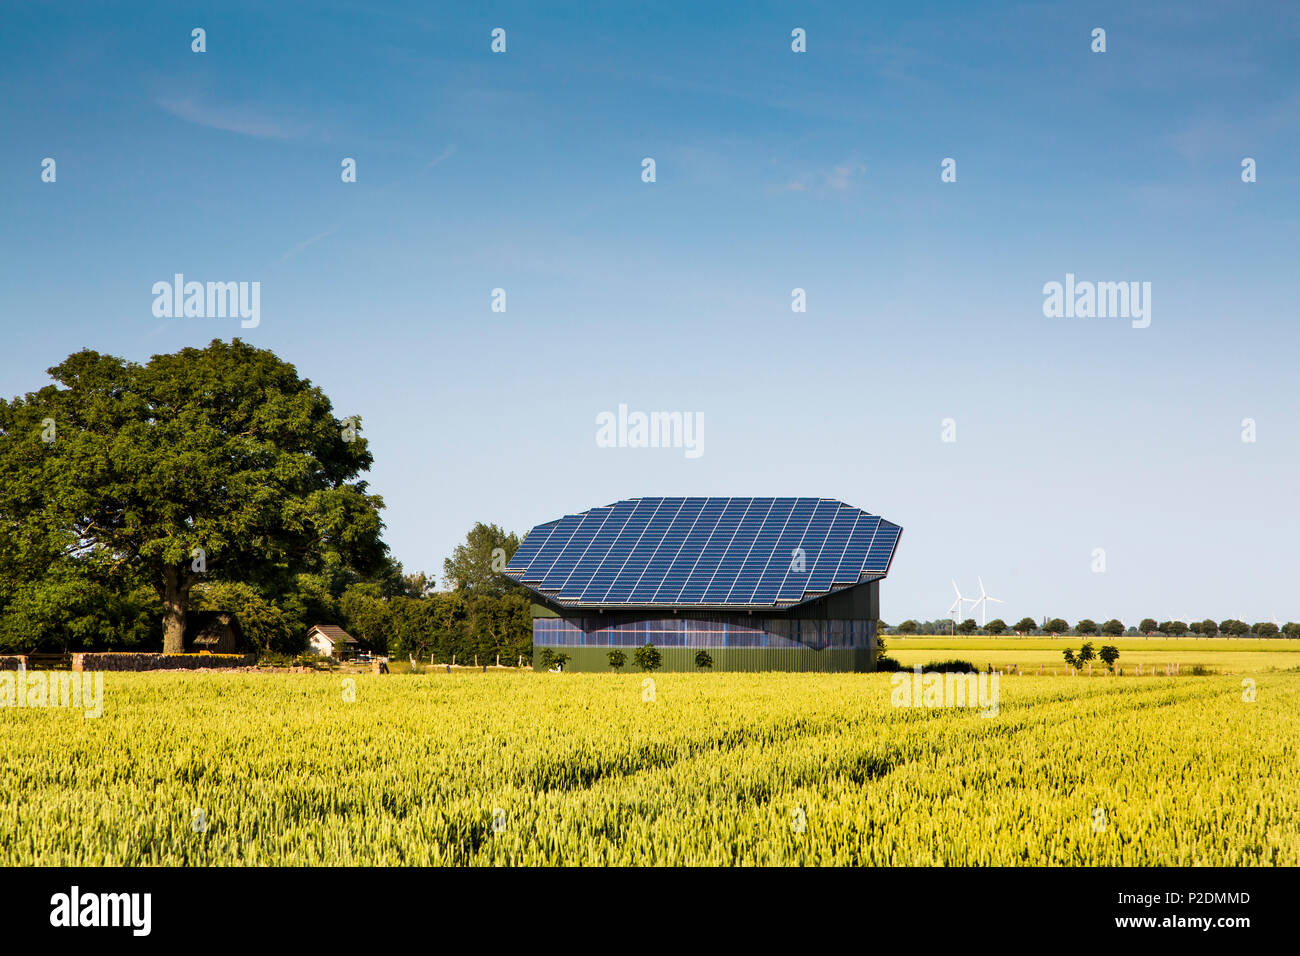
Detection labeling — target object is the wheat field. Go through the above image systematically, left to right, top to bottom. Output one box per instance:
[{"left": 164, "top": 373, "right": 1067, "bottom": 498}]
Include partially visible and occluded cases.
[{"left": 2, "top": 670, "right": 1296, "bottom": 865}]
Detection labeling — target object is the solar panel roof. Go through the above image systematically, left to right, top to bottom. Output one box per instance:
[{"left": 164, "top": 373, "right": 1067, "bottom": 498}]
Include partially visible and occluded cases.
[{"left": 504, "top": 497, "right": 902, "bottom": 609}]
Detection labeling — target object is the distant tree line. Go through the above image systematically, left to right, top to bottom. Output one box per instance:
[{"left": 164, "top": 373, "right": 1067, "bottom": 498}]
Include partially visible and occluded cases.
[{"left": 883, "top": 617, "right": 1299, "bottom": 637}]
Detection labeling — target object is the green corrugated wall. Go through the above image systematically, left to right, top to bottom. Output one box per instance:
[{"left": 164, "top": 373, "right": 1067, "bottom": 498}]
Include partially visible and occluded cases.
[{"left": 532, "top": 644, "right": 876, "bottom": 673}]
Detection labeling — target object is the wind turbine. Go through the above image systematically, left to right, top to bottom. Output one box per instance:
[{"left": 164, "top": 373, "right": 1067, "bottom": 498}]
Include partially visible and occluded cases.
[
  {"left": 968, "top": 577, "right": 1004, "bottom": 628},
  {"left": 948, "top": 580, "right": 973, "bottom": 632}
]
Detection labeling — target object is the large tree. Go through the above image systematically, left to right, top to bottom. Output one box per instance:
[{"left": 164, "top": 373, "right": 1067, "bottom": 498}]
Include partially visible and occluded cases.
[{"left": 0, "top": 339, "right": 387, "bottom": 652}]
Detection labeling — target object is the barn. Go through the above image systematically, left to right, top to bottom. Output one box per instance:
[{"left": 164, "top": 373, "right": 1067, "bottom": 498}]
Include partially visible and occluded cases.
[
  {"left": 505, "top": 497, "right": 902, "bottom": 672},
  {"left": 182, "top": 611, "right": 247, "bottom": 654}
]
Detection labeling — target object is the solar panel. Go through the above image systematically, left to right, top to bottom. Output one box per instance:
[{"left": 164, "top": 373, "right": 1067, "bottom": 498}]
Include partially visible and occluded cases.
[
  {"left": 506, "top": 497, "right": 902, "bottom": 608},
  {"left": 574, "top": 497, "right": 664, "bottom": 602},
  {"left": 700, "top": 497, "right": 774, "bottom": 603},
  {"left": 724, "top": 497, "right": 796, "bottom": 604},
  {"left": 601, "top": 498, "right": 679, "bottom": 602},
  {"left": 626, "top": 498, "right": 705, "bottom": 602},
  {"left": 650, "top": 498, "right": 728, "bottom": 603},
  {"left": 676, "top": 498, "right": 752, "bottom": 603},
  {"left": 749, "top": 498, "right": 818, "bottom": 604},
  {"left": 556, "top": 499, "right": 639, "bottom": 598},
  {"left": 775, "top": 499, "right": 839, "bottom": 601},
  {"left": 537, "top": 505, "right": 614, "bottom": 590},
  {"left": 805, "top": 506, "right": 860, "bottom": 592},
  {"left": 517, "top": 513, "right": 583, "bottom": 582},
  {"left": 832, "top": 514, "right": 880, "bottom": 586},
  {"left": 506, "top": 519, "right": 558, "bottom": 571},
  {"left": 864, "top": 521, "right": 901, "bottom": 573}
]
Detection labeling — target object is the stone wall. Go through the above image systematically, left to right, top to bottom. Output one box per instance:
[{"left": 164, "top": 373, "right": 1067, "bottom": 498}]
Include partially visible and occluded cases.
[{"left": 71, "top": 652, "right": 256, "bottom": 672}]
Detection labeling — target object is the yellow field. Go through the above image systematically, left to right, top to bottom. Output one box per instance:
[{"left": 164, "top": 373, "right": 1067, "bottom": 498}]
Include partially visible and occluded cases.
[
  {"left": 888, "top": 636, "right": 1300, "bottom": 674},
  {"left": 3, "top": 669, "right": 1297, "bottom": 866}
]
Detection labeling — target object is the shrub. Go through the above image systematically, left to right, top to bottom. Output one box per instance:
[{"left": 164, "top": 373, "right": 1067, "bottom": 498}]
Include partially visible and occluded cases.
[
  {"left": 633, "top": 643, "right": 662, "bottom": 672},
  {"left": 1098, "top": 645, "right": 1120, "bottom": 670},
  {"left": 538, "top": 648, "right": 555, "bottom": 669},
  {"left": 1062, "top": 648, "right": 1078, "bottom": 668},
  {"left": 607, "top": 649, "right": 626, "bottom": 670},
  {"left": 694, "top": 650, "right": 713, "bottom": 669},
  {"left": 550, "top": 652, "right": 570, "bottom": 670},
  {"left": 875, "top": 656, "right": 902, "bottom": 672},
  {"left": 922, "top": 659, "right": 978, "bottom": 673}
]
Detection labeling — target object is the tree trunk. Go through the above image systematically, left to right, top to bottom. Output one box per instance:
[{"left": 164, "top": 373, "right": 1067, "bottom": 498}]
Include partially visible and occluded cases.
[{"left": 162, "top": 564, "right": 190, "bottom": 653}]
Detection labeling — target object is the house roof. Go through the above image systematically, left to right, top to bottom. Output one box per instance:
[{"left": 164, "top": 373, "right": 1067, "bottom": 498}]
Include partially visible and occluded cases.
[
  {"left": 505, "top": 496, "right": 902, "bottom": 610},
  {"left": 308, "top": 624, "right": 359, "bottom": 645}
]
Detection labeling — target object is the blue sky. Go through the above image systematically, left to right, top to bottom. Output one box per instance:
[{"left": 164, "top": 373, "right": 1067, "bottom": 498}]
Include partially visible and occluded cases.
[{"left": 3, "top": 1, "right": 1298, "bottom": 625}]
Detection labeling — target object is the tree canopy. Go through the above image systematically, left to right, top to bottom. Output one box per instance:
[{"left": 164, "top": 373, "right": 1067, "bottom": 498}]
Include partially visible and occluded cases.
[
  {"left": 0, "top": 339, "right": 387, "bottom": 651},
  {"left": 441, "top": 521, "right": 523, "bottom": 595}
]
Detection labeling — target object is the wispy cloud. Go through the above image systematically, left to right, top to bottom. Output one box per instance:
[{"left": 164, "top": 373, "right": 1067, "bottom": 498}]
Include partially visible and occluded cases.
[
  {"left": 157, "top": 97, "right": 306, "bottom": 140},
  {"left": 425, "top": 145, "right": 456, "bottom": 169},
  {"left": 767, "top": 161, "right": 866, "bottom": 196},
  {"left": 824, "top": 162, "right": 866, "bottom": 191},
  {"left": 280, "top": 227, "right": 338, "bottom": 264}
]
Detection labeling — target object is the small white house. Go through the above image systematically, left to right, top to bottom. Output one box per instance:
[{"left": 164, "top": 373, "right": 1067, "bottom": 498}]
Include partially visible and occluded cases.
[{"left": 306, "top": 624, "right": 359, "bottom": 659}]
